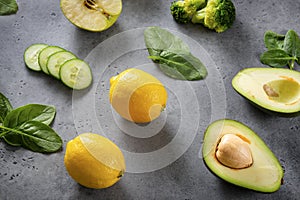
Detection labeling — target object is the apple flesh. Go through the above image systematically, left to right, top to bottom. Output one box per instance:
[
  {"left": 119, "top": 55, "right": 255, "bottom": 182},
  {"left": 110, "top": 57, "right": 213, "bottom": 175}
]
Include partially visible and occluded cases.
[{"left": 60, "top": 0, "right": 122, "bottom": 32}]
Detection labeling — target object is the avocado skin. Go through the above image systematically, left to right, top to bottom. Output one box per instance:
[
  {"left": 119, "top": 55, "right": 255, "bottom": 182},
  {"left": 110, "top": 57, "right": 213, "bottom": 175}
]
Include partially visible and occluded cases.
[
  {"left": 233, "top": 87, "right": 300, "bottom": 118},
  {"left": 202, "top": 156, "right": 283, "bottom": 193},
  {"left": 202, "top": 157, "right": 252, "bottom": 192}
]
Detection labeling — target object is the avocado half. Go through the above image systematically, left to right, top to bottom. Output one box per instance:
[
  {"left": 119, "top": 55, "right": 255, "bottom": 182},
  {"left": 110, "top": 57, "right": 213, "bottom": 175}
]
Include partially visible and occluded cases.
[
  {"left": 232, "top": 68, "right": 300, "bottom": 117},
  {"left": 202, "top": 119, "right": 283, "bottom": 193}
]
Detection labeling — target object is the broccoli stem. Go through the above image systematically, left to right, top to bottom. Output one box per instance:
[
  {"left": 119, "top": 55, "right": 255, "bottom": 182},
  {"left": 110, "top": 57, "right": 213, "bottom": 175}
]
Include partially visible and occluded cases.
[{"left": 191, "top": 8, "right": 206, "bottom": 24}]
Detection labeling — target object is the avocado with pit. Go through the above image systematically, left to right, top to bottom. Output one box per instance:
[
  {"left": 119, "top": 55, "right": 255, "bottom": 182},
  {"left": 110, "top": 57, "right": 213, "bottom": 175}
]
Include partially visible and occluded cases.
[
  {"left": 232, "top": 68, "right": 300, "bottom": 117},
  {"left": 202, "top": 119, "right": 283, "bottom": 193}
]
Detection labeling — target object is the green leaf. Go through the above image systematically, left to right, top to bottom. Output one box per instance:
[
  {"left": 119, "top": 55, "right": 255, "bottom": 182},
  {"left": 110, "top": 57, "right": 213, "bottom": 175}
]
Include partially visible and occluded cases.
[
  {"left": 0, "top": 0, "right": 18, "bottom": 15},
  {"left": 144, "top": 26, "right": 190, "bottom": 57},
  {"left": 144, "top": 26, "right": 207, "bottom": 80},
  {"left": 264, "top": 30, "right": 285, "bottom": 50},
  {"left": 283, "top": 30, "right": 300, "bottom": 69},
  {"left": 284, "top": 30, "right": 300, "bottom": 61},
  {"left": 260, "top": 49, "right": 294, "bottom": 68},
  {"left": 149, "top": 51, "right": 207, "bottom": 80},
  {"left": 0, "top": 92, "right": 13, "bottom": 124},
  {"left": 2, "top": 104, "right": 56, "bottom": 145},
  {"left": 3, "top": 104, "right": 56, "bottom": 128},
  {"left": 0, "top": 121, "right": 62, "bottom": 153},
  {"left": 18, "top": 121, "right": 62, "bottom": 153},
  {"left": 2, "top": 131, "right": 22, "bottom": 146}
]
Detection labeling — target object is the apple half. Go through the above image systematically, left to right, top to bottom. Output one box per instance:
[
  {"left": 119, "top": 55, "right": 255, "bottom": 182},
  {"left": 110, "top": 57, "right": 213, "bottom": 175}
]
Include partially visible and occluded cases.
[{"left": 60, "top": 0, "right": 122, "bottom": 32}]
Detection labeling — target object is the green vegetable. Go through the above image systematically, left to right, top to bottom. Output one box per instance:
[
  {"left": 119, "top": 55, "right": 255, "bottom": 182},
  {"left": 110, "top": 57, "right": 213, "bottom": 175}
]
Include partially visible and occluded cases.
[
  {"left": 0, "top": 0, "right": 18, "bottom": 15},
  {"left": 170, "top": 0, "right": 207, "bottom": 24},
  {"left": 170, "top": 0, "right": 236, "bottom": 32},
  {"left": 191, "top": 0, "right": 236, "bottom": 33},
  {"left": 144, "top": 26, "right": 207, "bottom": 80},
  {"left": 144, "top": 26, "right": 190, "bottom": 56},
  {"left": 260, "top": 29, "right": 300, "bottom": 69},
  {"left": 283, "top": 30, "right": 300, "bottom": 67},
  {"left": 264, "top": 31, "right": 285, "bottom": 50},
  {"left": 25, "top": 43, "right": 93, "bottom": 90},
  {"left": 24, "top": 44, "right": 49, "bottom": 71},
  {"left": 39, "top": 46, "right": 65, "bottom": 75},
  {"left": 260, "top": 49, "right": 294, "bottom": 68},
  {"left": 47, "top": 50, "right": 77, "bottom": 79},
  {"left": 149, "top": 51, "right": 207, "bottom": 80},
  {"left": 59, "top": 58, "right": 93, "bottom": 90},
  {"left": 0, "top": 92, "right": 62, "bottom": 153},
  {"left": 0, "top": 93, "right": 12, "bottom": 123},
  {"left": 2, "top": 104, "right": 56, "bottom": 146},
  {"left": 4, "top": 104, "right": 56, "bottom": 127},
  {"left": 0, "top": 121, "right": 62, "bottom": 153},
  {"left": 18, "top": 121, "right": 62, "bottom": 153},
  {"left": 2, "top": 131, "right": 22, "bottom": 146}
]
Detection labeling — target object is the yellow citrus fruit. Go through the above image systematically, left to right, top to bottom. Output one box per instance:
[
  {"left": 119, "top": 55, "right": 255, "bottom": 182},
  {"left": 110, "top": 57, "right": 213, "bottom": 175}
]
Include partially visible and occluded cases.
[
  {"left": 60, "top": 0, "right": 122, "bottom": 32},
  {"left": 109, "top": 68, "right": 168, "bottom": 123},
  {"left": 64, "top": 133, "right": 126, "bottom": 189}
]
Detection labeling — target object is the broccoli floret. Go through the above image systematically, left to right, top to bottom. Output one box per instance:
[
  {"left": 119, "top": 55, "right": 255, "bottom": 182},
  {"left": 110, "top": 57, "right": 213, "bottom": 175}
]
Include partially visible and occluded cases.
[
  {"left": 170, "top": 0, "right": 207, "bottom": 24},
  {"left": 191, "top": 0, "right": 236, "bottom": 32}
]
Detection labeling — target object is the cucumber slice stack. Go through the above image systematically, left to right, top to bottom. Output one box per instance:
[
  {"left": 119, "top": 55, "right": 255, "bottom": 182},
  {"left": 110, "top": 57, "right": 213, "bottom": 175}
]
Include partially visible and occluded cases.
[{"left": 24, "top": 43, "right": 92, "bottom": 90}]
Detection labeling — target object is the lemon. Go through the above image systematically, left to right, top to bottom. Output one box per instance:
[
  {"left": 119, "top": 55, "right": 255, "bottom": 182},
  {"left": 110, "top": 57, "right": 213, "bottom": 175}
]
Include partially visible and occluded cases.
[
  {"left": 60, "top": 0, "right": 122, "bottom": 32},
  {"left": 109, "top": 68, "right": 168, "bottom": 123},
  {"left": 64, "top": 133, "right": 125, "bottom": 189}
]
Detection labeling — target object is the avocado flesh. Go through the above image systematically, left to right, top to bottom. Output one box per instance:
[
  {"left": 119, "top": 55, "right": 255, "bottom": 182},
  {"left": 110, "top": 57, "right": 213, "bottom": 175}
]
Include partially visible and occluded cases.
[
  {"left": 232, "top": 68, "right": 300, "bottom": 116},
  {"left": 203, "top": 119, "right": 283, "bottom": 193}
]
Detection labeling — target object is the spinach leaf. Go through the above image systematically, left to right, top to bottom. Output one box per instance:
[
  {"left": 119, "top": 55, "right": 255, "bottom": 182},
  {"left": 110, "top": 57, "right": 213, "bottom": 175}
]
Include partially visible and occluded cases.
[
  {"left": 0, "top": 0, "right": 18, "bottom": 15},
  {"left": 144, "top": 26, "right": 190, "bottom": 57},
  {"left": 144, "top": 26, "right": 207, "bottom": 80},
  {"left": 283, "top": 29, "right": 300, "bottom": 66},
  {"left": 264, "top": 31, "right": 285, "bottom": 50},
  {"left": 260, "top": 49, "right": 294, "bottom": 68},
  {"left": 149, "top": 51, "right": 207, "bottom": 80},
  {"left": 0, "top": 92, "right": 13, "bottom": 123},
  {"left": 0, "top": 97, "right": 62, "bottom": 153},
  {"left": 2, "top": 104, "right": 56, "bottom": 146},
  {"left": 3, "top": 104, "right": 56, "bottom": 128},
  {"left": 0, "top": 121, "right": 62, "bottom": 153},
  {"left": 18, "top": 121, "right": 62, "bottom": 153},
  {"left": 2, "top": 132, "right": 22, "bottom": 146}
]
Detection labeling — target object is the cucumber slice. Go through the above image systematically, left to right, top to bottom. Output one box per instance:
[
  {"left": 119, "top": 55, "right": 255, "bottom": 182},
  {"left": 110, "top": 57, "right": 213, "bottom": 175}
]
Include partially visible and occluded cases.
[
  {"left": 24, "top": 44, "right": 48, "bottom": 71},
  {"left": 38, "top": 46, "right": 65, "bottom": 74},
  {"left": 47, "top": 51, "right": 76, "bottom": 79},
  {"left": 60, "top": 59, "right": 92, "bottom": 90}
]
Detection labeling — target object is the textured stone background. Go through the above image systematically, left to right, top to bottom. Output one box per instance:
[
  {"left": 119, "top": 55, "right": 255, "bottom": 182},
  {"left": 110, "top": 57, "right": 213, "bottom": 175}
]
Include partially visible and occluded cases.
[{"left": 0, "top": 0, "right": 299, "bottom": 199}]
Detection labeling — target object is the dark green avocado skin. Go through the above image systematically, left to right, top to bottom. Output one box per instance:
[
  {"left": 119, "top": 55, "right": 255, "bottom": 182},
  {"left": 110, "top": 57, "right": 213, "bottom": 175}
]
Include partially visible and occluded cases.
[
  {"left": 233, "top": 87, "right": 300, "bottom": 118},
  {"left": 202, "top": 157, "right": 283, "bottom": 193}
]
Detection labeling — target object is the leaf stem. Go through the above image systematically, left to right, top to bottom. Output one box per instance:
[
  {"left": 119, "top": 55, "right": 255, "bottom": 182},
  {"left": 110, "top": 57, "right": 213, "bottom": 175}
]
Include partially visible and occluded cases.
[
  {"left": 288, "top": 57, "right": 297, "bottom": 70},
  {"left": 0, "top": 125, "right": 22, "bottom": 137},
  {"left": 0, "top": 130, "right": 9, "bottom": 137}
]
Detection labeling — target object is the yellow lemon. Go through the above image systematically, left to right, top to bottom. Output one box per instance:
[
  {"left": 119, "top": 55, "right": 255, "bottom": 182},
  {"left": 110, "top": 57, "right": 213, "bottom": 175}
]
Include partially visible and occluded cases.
[
  {"left": 60, "top": 0, "right": 122, "bottom": 32},
  {"left": 109, "top": 68, "right": 168, "bottom": 123},
  {"left": 64, "top": 133, "right": 125, "bottom": 189}
]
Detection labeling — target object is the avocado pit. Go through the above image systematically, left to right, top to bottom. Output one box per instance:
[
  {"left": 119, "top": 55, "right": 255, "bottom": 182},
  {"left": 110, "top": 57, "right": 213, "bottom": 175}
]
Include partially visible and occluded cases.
[
  {"left": 263, "top": 78, "right": 300, "bottom": 104},
  {"left": 216, "top": 134, "right": 253, "bottom": 169}
]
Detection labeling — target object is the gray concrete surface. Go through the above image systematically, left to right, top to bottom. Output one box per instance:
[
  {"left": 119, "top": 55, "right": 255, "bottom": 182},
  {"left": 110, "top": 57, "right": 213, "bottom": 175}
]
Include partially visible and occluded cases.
[{"left": 0, "top": 0, "right": 300, "bottom": 199}]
